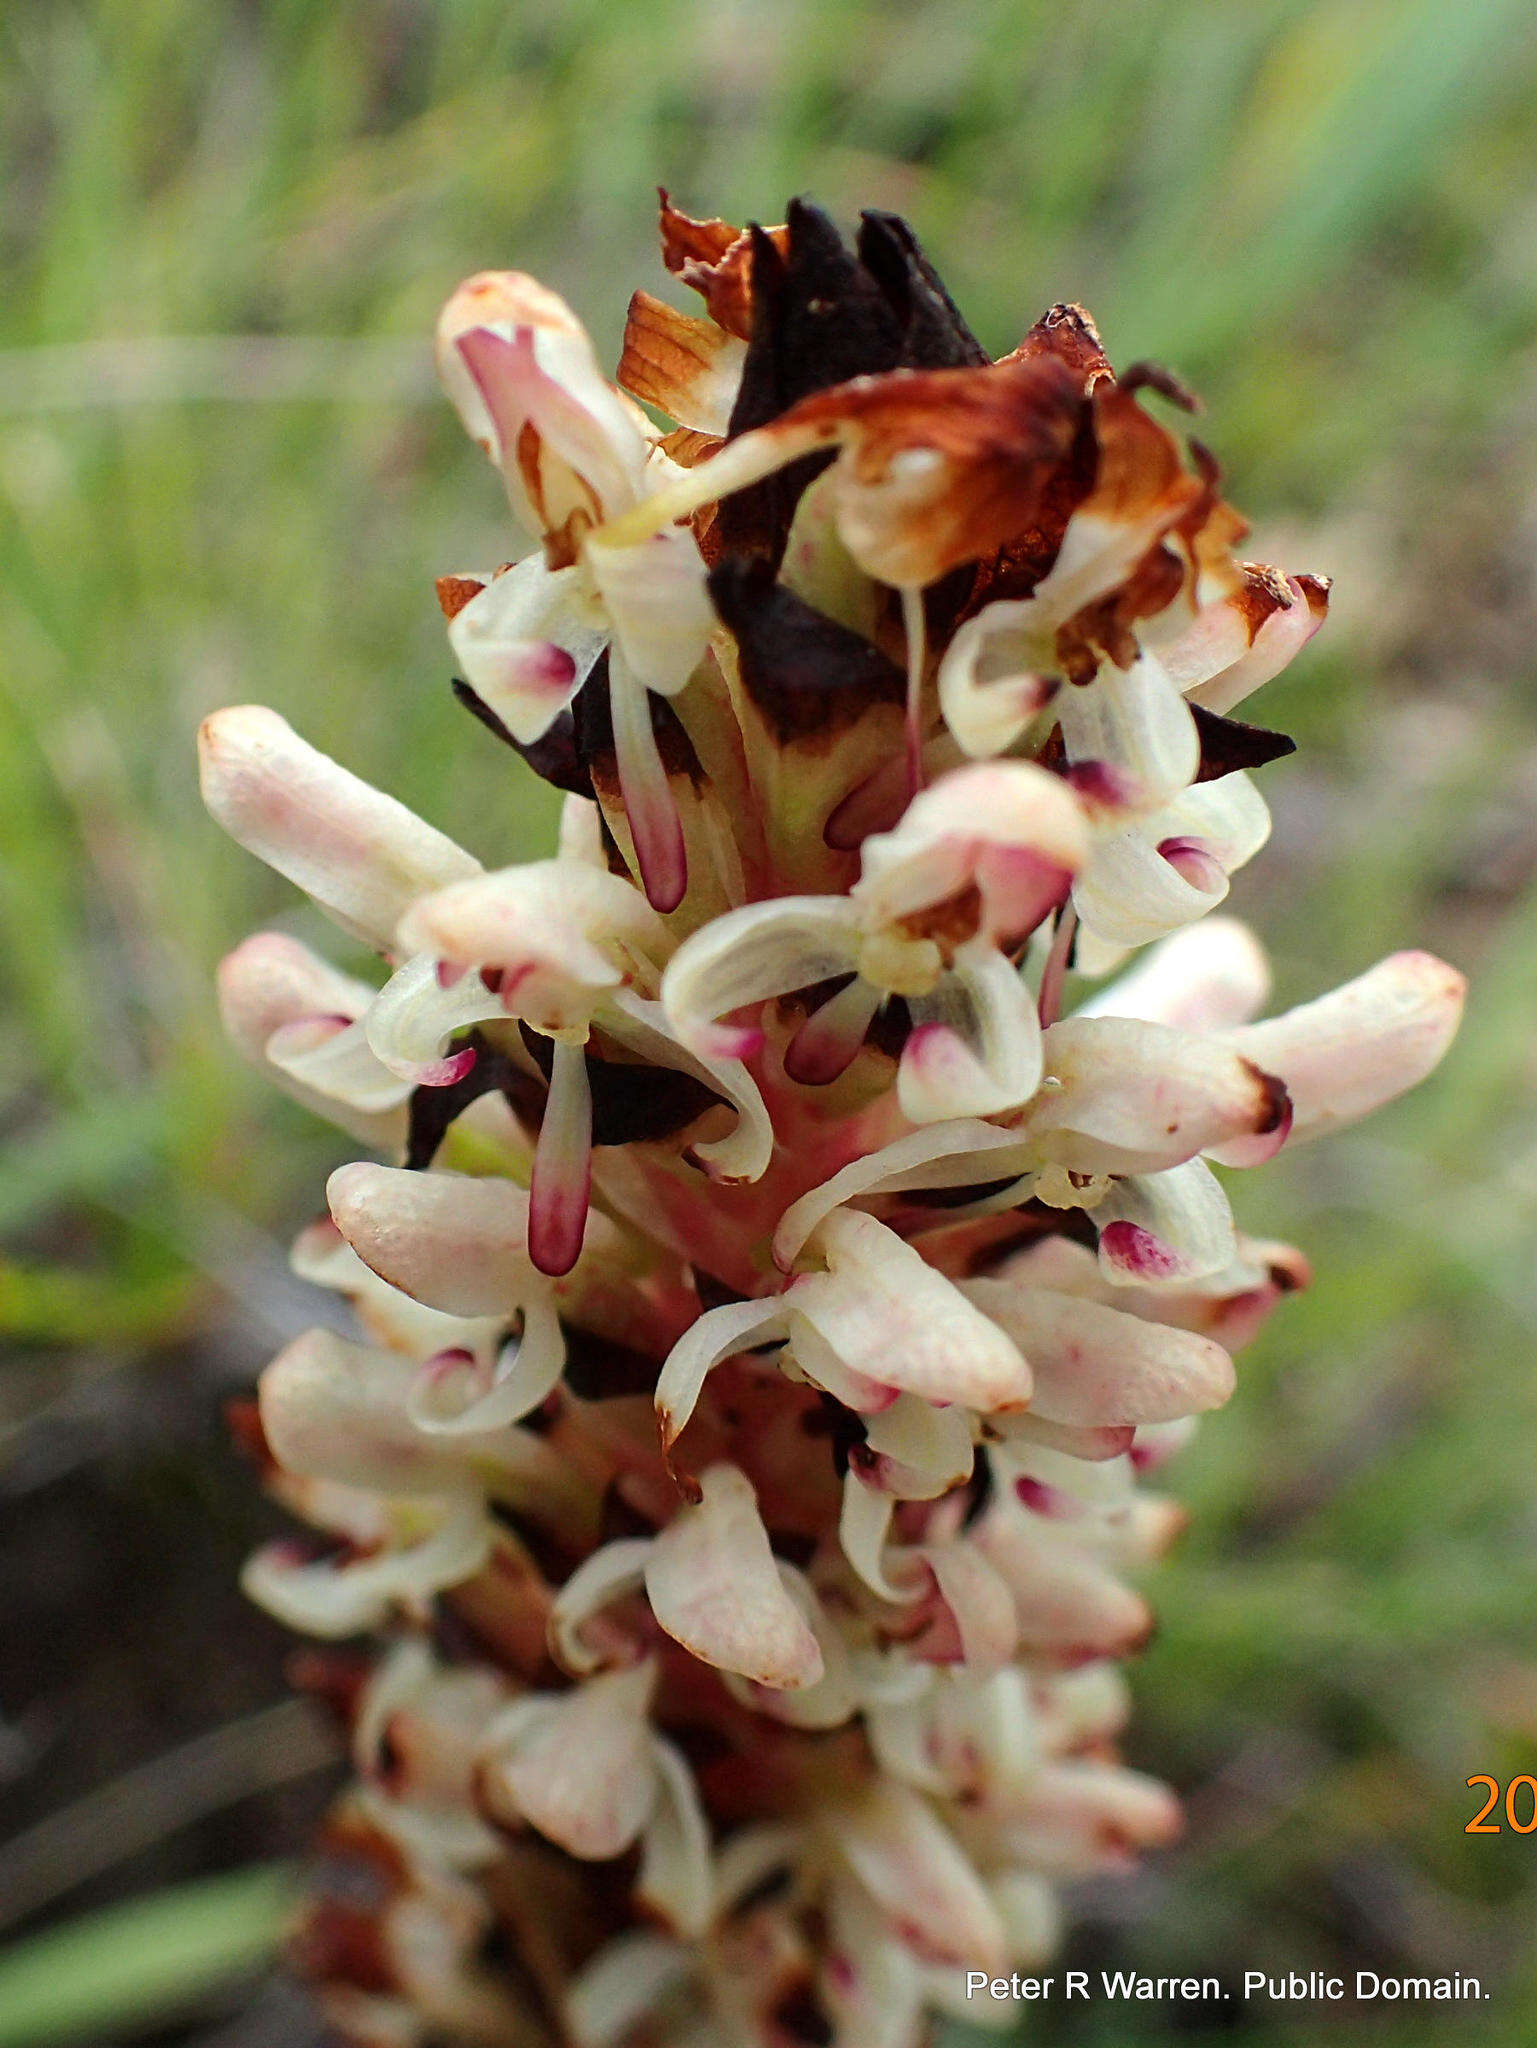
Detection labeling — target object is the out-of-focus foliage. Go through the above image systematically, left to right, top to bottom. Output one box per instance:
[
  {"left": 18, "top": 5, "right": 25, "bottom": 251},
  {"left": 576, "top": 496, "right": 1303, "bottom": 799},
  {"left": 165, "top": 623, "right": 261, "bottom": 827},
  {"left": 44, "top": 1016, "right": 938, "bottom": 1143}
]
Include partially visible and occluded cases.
[
  {"left": 4, "top": 0, "right": 1537, "bottom": 2041},
  {"left": 0, "top": 1866, "right": 294, "bottom": 2048}
]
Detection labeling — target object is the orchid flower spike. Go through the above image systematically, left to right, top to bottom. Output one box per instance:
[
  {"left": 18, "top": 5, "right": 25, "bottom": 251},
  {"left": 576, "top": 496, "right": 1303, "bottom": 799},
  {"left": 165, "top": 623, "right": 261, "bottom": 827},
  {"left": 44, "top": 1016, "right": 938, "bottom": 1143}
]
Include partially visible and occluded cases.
[{"left": 201, "top": 191, "right": 1465, "bottom": 2048}]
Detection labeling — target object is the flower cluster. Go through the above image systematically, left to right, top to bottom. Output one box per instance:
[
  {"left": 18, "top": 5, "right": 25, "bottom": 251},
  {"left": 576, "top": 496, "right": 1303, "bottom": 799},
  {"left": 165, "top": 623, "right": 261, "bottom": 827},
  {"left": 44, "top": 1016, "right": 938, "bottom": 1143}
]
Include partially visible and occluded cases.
[{"left": 200, "top": 195, "right": 1465, "bottom": 2048}]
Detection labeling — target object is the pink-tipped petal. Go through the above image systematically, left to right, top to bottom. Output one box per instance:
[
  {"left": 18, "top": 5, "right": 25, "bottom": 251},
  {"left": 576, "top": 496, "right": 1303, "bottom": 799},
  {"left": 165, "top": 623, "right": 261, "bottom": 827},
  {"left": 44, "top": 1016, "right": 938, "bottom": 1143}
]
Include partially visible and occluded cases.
[
  {"left": 455, "top": 323, "right": 646, "bottom": 531},
  {"left": 447, "top": 555, "right": 605, "bottom": 746},
  {"left": 609, "top": 655, "right": 688, "bottom": 913},
  {"left": 198, "top": 707, "right": 480, "bottom": 950},
  {"left": 1216, "top": 950, "right": 1466, "bottom": 1144},
  {"left": 785, "top": 976, "right": 884, "bottom": 1086},
  {"left": 1028, "top": 1015, "right": 1291, "bottom": 1176},
  {"left": 529, "top": 1038, "right": 593, "bottom": 1277},
  {"left": 1094, "top": 1160, "right": 1237, "bottom": 1288},
  {"left": 964, "top": 1279, "right": 1235, "bottom": 1424}
]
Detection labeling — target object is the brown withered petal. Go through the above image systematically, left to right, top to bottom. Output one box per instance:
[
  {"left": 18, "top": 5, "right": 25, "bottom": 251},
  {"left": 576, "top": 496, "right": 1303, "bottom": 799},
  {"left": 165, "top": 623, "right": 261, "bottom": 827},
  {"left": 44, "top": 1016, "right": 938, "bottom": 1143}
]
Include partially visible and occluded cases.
[
  {"left": 658, "top": 188, "right": 786, "bottom": 340},
  {"left": 658, "top": 188, "right": 747, "bottom": 270},
  {"left": 619, "top": 291, "right": 746, "bottom": 438},
  {"left": 1007, "top": 300, "right": 1115, "bottom": 388},
  {"left": 956, "top": 337, "right": 1187, "bottom": 626},
  {"left": 776, "top": 348, "right": 1086, "bottom": 587},
  {"left": 1118, "top": 359, "right": 1202, "bottom": 413},
  {"left": 1087, "top": 381, "right": 1204, "bottom": 532},
  {"left": 657, "top": 425, "right": 724, "bottom": 470},
  {"left": 1055, "top": 544, "right": 1188, "bottom": 685},
  {"left": 1221, "top": 560, "right": 1333, "bottom": 651},
  {"left": 436, "top": 574, "right": 487, "bottom": 621}
]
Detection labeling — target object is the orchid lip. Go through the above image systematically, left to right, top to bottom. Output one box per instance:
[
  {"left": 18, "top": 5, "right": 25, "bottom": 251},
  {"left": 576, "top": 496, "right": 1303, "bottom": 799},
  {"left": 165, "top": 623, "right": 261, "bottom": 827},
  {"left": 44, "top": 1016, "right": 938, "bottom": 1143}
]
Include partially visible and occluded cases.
[
  {"left": 610, "top": 662, "right": 688, "bottom": 913},
  {"left": 1066, "top": 759, "right": 1136, "bottom": 809},
  {"left": 1157, "top": 835, "right": 1225, "bottom": 892},
  {"left": 783, "top": 978, "right": 883, "bottom": 1086},
  {"left": 529, "top": 1037, "right": 593, "bottom": 1276},
  {"left": 416, "top": 1044, "right": 478, "bottom": 1087},
  {"left": 1098, "top": 1220, "right": 1187, "bottom": 1281}
]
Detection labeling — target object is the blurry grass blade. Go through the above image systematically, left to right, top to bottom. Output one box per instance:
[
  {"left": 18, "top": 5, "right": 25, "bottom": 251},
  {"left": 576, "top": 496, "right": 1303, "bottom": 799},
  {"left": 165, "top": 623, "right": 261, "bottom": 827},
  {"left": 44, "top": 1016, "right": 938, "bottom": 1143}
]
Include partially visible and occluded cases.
[
  {"left": 1113, "top": 0, "right": 1537, "bottom": 358},
  {"left": 0, "top": 1087, "right": 171, "bottom": 1237},
  {"left": 0, "top": 1255, "right": 194, "bottom": 1347},
  {"left": 0, "top": 1703, "right": 337, "bottom": 1936},
  {"left": 0, "top": 1865, "right": 295, "bottom": 2048}
]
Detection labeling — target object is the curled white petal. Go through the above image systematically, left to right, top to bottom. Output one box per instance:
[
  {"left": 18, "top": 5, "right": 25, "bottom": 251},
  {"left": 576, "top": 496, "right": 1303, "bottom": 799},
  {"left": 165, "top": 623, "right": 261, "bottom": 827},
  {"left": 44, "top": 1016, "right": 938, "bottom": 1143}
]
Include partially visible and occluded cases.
[
  {"left": 585, "top": 526, "right": 714, "bottom": 697},
  {"left": 448, "top": 555, "right": 606, "bottom": 745},
  {"left": 936, "top": 599, "right": 1057, "bottom": 758},
  {"left": 1054, "top": 654, "right": 1198, "bottom": 811},
  {"left": 1075, "top": 773, "right": 1271, "bottom": 949},
  {"left": 661, "top": 896, "right": 864, "bottom": 1057},
  {"left": 899, "top": 941, "right": 1043, "bottom": 1123},
  {"left": 363, "top": 952, "right": 508, "bottom": 1083},
  {"left": 607, "top": 990, "right": 774, "bottom": 1183},
  {"left": 266, "top": 1017, "right": 414, "bottom": 1116},
  {"left": 773, "top": 1119, "right": 1036, "bottom": 1273},
  {"left": 1095, "top": 1158, "right": 1239, "bottom": 1286},
  {"left": 408, "top": 1295, "right": 566, "bottom": 1436},
  {"left": 655, "top": 1295, "right": 788, "bottom": 1448},
  {"left": 859, "top": 1396, "right": 976, "bottom": 1500},
  {"left": 644, "top": 1465, "right": 823, "bottom": 1690},
  {"left": 839, "top": 1470, "right": 910, "bottom": 1603},
  {"left": 241, "top": 1498, "right": 491, "bottom": 1639},
  {"left": 547, "top": 1538, "right": 654, "bottom": 1676},
  {"left": 636, "top": 1735, "right": 714, "bottom": 1937},
  {"left": 713, "top": 1823, "right": 806, "bottom": 1915},
  {"left": 991, "top": 1869, "right": 1063, "bottom": 1968},
  {"left": 564, "top": 1934, "right": 691, "bottom": 2048}
]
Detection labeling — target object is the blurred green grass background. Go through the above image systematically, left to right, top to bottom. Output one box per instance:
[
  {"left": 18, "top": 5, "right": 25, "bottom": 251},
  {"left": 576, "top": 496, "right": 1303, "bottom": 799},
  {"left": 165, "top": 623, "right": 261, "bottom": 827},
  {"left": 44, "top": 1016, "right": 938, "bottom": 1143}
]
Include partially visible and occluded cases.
[{"left": 5, "top": 0, "right": 1537, "bottom": 2040}]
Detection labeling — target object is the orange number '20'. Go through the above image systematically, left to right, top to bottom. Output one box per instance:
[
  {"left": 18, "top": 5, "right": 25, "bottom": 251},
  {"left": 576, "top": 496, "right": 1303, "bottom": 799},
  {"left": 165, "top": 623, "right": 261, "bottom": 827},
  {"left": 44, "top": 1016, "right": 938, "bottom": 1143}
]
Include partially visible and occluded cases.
[
  {"left": 1466, "top": 1775, "right": 1537, "bottom": 1833},
  {"left": 1467, "top": 1777, "right": 1501, "bottom": 1832},
  {"left": 1508, "top": 1777, "right": 1537, "bottom": 1833}
]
